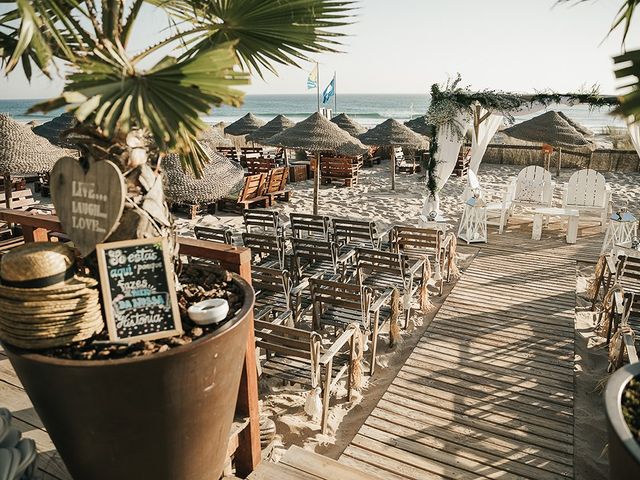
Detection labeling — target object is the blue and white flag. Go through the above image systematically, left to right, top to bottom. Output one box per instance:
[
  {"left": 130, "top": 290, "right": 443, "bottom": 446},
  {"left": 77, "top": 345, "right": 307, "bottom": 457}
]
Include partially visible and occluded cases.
[
  {"left": 307, "top": 65, "right": 318, "bottom": 89},
  {"left": 322, "top": 76, "right": 335, "bottom": 104}
]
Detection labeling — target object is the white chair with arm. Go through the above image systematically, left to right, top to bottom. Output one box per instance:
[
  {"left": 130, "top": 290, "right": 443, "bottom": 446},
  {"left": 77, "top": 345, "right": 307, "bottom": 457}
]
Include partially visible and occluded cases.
[
  {"left": 502, "top": 166, "right": 555, "bottom": 229},
  {"left": 562, "top": 169, "right": 610, "bottom": 232}
]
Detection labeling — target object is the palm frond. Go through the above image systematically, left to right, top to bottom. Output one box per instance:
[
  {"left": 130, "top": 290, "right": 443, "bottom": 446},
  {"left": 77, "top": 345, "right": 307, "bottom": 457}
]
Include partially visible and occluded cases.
[
  {"left": 151, "top": 0, "right": 357, "bottom": 77},
  {"left": 557, "top": 0, "right": 639, "bottom": 44},
  {"left": 613, "top": 49, "right": 640, "bottom": 122}
]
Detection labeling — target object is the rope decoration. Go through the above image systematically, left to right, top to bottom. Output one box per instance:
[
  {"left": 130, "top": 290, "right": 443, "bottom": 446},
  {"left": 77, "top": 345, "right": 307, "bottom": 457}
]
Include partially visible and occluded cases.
[
  {"left": 446, "top": 233, "right": 461, "bottom": 279},
  {"left": 588, "top": 254, "right": 606, "bottom": 300},
  {"left": 419, "top": 257, "right": 434, "bottom": 313},
  {"left": 596, "top": 283, "right": 624, "bottom": 337},
  {"left": 389, "top": 288, "right": 401, "bottom": 347},
  {"left": 348, "top": 323, "right": 364, "bottom": 391},
  {"left": 608, "top": 324, "right": 635, "bottom": 372}
]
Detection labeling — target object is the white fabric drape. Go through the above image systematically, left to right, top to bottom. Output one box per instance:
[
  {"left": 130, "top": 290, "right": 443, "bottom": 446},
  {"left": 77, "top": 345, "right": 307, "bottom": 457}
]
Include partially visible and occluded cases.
[
  {"left": 469, "top": 109, "right": 503, "bottom": 174},
  {"left": 434, "top": 112, "right": 471, "bottom": 189},
  {"left": 628, "top": 121, "right": 640, "bottom": 159}
]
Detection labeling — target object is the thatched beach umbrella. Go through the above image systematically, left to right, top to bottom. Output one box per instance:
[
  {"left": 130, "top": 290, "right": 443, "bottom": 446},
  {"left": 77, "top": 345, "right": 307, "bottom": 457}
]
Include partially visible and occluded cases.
[
  {"left": 502, "top": 110, "right": 594, "bottom": 175},
  {"left": 32, "top": 112, "right": 77, "bottom": 148},
  {"left": 265, "top": 112, "right": 367, "bottom": 214},
  {"left": 557, "top": 112, "right": 595, "bottom": 138},
  {"left": 0, "top": 113, "right": 70, "bottom": 208},
  {"left": 224, "top": 113, "right": 265, "bottom": 136},
  {"left": 330, "top": 113, "right": 366, "bottom": 137},
  {"left": 246, "top": 115, "right": 295, "bottom": 143},
  {"left": 404, "top": 115, "right": 434, "bottom": 137},
  {"left": 359, "top": 118, "right": 428, "bottom": 190},
  {"left": 199, "top": 125, "right": 233, "bottom": 149},
  {"left": 163, "top": 145, "right": 244, "bottom": 204}
]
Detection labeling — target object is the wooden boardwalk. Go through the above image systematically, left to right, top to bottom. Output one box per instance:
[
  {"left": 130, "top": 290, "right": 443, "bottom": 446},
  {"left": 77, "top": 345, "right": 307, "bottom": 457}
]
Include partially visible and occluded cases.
[{"left": 340, "top": 249, "right": 577, "bottom": 480}]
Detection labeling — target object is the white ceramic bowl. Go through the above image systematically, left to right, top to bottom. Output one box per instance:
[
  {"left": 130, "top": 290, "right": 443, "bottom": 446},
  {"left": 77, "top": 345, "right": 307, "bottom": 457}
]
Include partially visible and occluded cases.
[{"left": 187, "top": 298, "right": 230, "bottom": 326}]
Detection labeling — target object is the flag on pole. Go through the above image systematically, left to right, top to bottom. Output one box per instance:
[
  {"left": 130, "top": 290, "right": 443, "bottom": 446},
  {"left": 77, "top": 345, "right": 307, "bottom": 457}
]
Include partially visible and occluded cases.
[
  {"left": 307, "top": 65, "right": 318, "bottom": 89},
  {"left": 322, "top": 76, "right": 335, "bottom": 104}
]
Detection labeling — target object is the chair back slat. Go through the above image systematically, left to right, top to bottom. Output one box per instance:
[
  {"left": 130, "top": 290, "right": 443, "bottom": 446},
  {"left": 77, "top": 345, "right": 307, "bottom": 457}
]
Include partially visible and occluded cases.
[
  {"left": 514, "top": 166, "right": 552, "bottom": 204},
  {"left": 265, "top": 167, "right": 288, "bottom": 194},
  {"left": 565, "top": 169, "right": 607, "bottom": 208},
  {"left": 239, "top": 174, "right": 266, "bottom": 202},
  {"left": 243, "top": 209, "right": 281, "bottom": 234},
  {"left": 290, "top": 213, "right": 330, "bottom": 240},
  {"left": 332, "top": 218, "right": 379, "bottom": 248},
  {"left": 194, "top": 226, "right": 233, "bottom": 245},
  {"left": 391, "top": 226, "right": 442, "bottom": 259},
  {"left": 242, "top": 233, "right": 286, "bottom": 267},
  {"left": 356, "top": 247, "right": 407, "bottom": 276},
  {"left": 254, "top": 319, "right": 314, "bottom": 360}
]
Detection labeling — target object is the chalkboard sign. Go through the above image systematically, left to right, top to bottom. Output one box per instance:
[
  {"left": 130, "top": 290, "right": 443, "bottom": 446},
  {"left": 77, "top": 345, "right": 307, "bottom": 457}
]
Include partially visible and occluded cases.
[{"left": 96, "top": 237, "right": 183, "bottom": 343}]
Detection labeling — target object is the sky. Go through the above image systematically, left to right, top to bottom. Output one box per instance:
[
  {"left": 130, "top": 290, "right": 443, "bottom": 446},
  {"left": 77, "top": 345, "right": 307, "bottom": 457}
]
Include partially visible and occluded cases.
[{"left": 1, "top": 0, "right": 638, "bottom": 99}]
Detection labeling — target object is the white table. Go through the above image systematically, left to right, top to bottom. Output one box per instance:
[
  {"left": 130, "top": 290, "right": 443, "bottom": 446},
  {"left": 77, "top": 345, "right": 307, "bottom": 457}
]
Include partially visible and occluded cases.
[{"left": 531, "top": 207, "right": 579, "bottom": 244}]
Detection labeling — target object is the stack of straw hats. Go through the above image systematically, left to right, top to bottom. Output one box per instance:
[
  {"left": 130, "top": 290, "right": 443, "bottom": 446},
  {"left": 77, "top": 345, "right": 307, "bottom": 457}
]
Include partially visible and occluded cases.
[{"left": 0, "top": 243, "right": 104, "bottom": 349}]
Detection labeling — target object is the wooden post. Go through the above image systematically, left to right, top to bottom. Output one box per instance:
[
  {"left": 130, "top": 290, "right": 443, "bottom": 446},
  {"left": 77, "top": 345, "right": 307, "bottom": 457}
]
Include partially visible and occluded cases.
[
  {"left": 391, "top": 146, "right": 396, "bottom": 191},
  {"left": 556, "top": 148, "right": 562, "bottom": 177},
  {"left": 313, "top": 152, "right": 320, "bottom": 215},
  {"left": 4, "top": 173, "right": 12, "bottom": 230}
]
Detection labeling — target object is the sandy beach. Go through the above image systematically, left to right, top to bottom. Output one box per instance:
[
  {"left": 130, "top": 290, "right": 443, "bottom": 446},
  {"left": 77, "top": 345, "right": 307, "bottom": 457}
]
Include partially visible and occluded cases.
[{"left": 170, "top": 162, "right": 640, "bottom": 478}]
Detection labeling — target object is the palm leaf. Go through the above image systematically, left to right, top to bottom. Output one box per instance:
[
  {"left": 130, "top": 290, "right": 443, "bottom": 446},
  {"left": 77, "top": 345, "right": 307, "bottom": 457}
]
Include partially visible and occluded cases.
[{"left": 614, "top": 49, "right": 640, "bottom": 122}]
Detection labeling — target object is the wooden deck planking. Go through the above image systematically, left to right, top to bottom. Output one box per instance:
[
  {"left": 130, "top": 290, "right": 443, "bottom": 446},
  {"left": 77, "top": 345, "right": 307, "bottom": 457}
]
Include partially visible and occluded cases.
[{"left": 340, "top": 250, "right": 576, "bottom": 479}]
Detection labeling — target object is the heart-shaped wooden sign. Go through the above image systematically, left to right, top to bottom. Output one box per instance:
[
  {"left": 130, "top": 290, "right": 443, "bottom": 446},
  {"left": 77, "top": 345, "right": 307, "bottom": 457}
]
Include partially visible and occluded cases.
[{"left": 51, "top": 157, "right": 126, "bottom": 256}]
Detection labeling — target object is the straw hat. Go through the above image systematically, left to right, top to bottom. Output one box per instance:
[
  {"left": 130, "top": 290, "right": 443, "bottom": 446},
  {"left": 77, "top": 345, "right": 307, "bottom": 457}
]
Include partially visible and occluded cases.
[
  {"left": 224, "top": 113, "right": 265, "bottom": 136},
  {"left": 0, "top": 243, "right": 104, "bottom": 349}
]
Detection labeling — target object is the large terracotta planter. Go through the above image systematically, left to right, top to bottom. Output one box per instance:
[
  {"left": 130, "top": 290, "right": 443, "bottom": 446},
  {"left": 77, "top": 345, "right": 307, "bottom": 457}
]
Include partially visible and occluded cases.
[
  {"left": 3, "top": 274, "right": 254, "bottom": 480},
  {"left": 605, "top": 362, "right": 640, "bottom": 479}
]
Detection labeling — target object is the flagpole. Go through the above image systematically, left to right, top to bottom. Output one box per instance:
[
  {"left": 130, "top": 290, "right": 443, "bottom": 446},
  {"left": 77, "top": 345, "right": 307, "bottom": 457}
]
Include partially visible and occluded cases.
[
  {"left": 316, "top": 62, "right": 320, "bottom": 113},
  {"left": 334, "top": 71, "right": 337, "bottom": 116}
]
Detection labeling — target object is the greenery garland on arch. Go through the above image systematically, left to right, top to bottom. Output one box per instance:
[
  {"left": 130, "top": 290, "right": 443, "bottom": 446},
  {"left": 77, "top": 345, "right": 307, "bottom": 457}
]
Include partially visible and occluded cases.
[{"left": 424, "top": 75, "right": 620, "bottom": 195}]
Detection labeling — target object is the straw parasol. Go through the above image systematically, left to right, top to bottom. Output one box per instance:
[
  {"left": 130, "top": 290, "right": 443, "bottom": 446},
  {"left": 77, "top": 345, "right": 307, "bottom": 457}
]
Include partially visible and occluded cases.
[
  {"left": 502, "top": 110, "right": 595, "bottom": 175},
  {"left": 32, "top": 112, "right": 77, "bottom": 148},
  {"left": 264, "top": 112, "right": 368, "bottom": 214},
  {"left": 557, "top": 112, "right": 595, "bottom": 138},
  {"left": 0, "top": 113, "right": 72, "bottom": 208},
  {"left": 224, "top": 113, "right": 265, "bottom": 136},
  {"left": 330, "top": 113, "right": 367, "bottom": 137},
  {"left": 246, "top": 115, "right": 296, "bottom": 143},
  {"left": 404, "top": 115, "right": 435, "bottom": 137},
  {"left": 359, "top": 118, "right": 428, "bottom": 190},
  {"left": 199, "top": 125, "right": 234, "bottom": 149},
  {"left": 163, "top": 144, "right": 244, "bottom": 204}
]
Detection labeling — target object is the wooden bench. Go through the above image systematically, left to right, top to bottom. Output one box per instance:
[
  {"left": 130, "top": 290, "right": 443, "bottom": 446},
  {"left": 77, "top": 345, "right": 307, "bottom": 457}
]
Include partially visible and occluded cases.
[
  {"left": 453, "top": 146, "right": 471, "bottom": 177},
  {"left": 394, "top": 147, "right": 421, "bottom": 174},
  {"left": 245, "top": 157, "right": 275, "bottom": 176},
  {"left": 320, "top": 157, "right": 360, "bottom": 187},
  {"left": 263, "top": 167, "right": 291, "bottom": 204},
  {"left": 217, "top": 174, "right": 269, "bottom": 212},
  {"left": 0, "top": 188, "right": 38, "bottom": 210},
  {"left": 290, "top": 213, "right": 331, "bottom": 241},
  {"left": 390, "top": 225, "right": 449, "bottom": 294},
  {"left": 310, "top": 277, "right": 392, "bottom": 375},
  {"left": 254, "top": 319, "right": 357, "bottom": 433}
]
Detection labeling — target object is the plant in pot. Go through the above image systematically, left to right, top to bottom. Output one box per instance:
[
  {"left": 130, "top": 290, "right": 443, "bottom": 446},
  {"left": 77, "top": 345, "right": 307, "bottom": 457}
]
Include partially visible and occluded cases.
[
  {"left": 0, "top": 1, "right": 354, "bottom": 479},
  {"left": 606, "top": 362, "right": 640, "bottom": 478}
]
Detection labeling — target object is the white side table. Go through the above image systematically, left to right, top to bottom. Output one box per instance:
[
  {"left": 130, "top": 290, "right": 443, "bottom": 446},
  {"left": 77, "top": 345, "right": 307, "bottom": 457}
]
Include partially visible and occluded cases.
[
  {"left": 458, "top": 198, "right": 487, "bottom": 244},
  {"left": 531, "top": 207, "right": 579, "bottom": 244},
  {"left": 602, "top": 212, "right": 638, "bottom": 254}
]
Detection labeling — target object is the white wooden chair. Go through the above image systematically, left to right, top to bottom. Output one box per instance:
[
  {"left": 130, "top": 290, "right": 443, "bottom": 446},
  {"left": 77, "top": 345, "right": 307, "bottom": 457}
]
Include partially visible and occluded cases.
[
  {"left": 502, "top": 166, "right": 554, "bottom": 228},
  {"left": 562, "top": 169, "right": 610, "bottom": 232}
]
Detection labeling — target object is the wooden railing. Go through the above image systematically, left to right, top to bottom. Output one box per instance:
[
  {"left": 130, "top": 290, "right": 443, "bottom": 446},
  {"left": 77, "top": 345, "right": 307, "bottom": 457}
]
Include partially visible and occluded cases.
[{"left": 0, "top": 209, "right": 261, "bottom": 477}]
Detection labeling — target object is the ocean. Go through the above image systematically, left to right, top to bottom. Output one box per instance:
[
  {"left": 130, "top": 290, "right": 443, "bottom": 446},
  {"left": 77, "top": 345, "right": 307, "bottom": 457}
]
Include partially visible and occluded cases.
[{"left": 0, "top": 94, "right": 626, "bottom": 133}]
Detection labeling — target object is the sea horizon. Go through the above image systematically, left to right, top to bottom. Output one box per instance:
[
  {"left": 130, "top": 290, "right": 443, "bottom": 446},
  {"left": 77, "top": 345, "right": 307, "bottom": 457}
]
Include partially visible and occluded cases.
[{"left": 0, "top": 93, "right": 626, "bottom": 133}]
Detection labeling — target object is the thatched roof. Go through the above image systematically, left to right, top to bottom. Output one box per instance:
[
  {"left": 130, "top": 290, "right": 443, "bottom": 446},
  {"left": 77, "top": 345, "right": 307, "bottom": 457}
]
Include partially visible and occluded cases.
[
  {"left": 502, "top": 111, "right": 594, "bottom": 150},
  {"left": 32, "top": 112, "right": 77, "bottom": 148},
  {"left": 264, "top": 112, "right": 368, "bottom": 155},
  {"left": 556, "top": 112, "right": 595, "bottom": 138},
  {"left": 0, "top": 113, "right": 71, "bottom": 174},
  {"left": 224, "top": 113, "right": 265, "bottom": 136},
  {"left": 330, "top": 113, "right": 366, "bottom": 136},
  {"left": 246, "top": 115, "right": 296, "bottom": 143},
  {"left": 404, "top": 116, "right": 434, "bottom": 137},
  {"left": 359, "top": 118, "right": 428, "bottom": 147},
  {"left": 199, "top": 125, "right": 233, "bottom": 149},
  {"left": 163, "top": 145, "right": 244, "bottom": 203}
]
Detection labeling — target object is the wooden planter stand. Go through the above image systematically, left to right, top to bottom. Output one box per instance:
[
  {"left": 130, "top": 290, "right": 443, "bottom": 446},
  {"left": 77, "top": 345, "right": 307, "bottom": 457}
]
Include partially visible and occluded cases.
[{"left": 0, "top": 209, "right": 261, "bottom": 479}]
